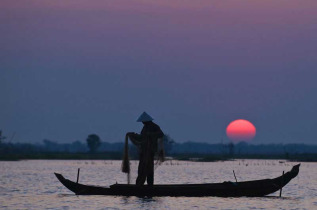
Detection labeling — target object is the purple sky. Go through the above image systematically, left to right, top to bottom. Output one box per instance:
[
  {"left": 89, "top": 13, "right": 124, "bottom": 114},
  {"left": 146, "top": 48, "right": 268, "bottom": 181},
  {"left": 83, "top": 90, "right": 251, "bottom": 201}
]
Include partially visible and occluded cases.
[{"left": 1, "top": 0, "right": 317, "bottom": 144}]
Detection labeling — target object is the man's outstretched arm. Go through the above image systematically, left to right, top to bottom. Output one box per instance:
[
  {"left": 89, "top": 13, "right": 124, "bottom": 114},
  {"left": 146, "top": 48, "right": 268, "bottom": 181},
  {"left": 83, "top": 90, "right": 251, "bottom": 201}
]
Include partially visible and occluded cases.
[{"left": 126, "top": 132, "right": 143, "bottom": 146}]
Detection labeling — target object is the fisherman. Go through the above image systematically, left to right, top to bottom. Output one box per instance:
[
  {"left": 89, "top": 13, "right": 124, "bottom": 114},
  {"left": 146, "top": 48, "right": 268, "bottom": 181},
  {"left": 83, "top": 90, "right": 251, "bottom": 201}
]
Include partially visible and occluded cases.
[{"left": 122, "top": 112, "right": 165, "bottom": 186}]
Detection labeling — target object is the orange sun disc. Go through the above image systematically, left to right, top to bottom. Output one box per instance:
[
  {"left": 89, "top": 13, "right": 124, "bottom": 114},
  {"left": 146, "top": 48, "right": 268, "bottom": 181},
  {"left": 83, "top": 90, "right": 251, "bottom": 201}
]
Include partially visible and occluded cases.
[{"left": 226, "top": 119, "right": 256, "bottom": 142}]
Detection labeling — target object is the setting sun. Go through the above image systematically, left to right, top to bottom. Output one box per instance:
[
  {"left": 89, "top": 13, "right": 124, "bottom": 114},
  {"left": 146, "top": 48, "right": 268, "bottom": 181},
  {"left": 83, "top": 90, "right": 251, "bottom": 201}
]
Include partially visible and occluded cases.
[{"left": 226, "top": 119, "right": 256, "bottom": 142}]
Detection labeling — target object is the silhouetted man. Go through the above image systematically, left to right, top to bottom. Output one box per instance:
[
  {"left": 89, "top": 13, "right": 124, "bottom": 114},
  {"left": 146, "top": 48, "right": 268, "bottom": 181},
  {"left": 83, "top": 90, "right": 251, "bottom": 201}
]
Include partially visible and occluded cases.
[{"left": 125, "top": 112, "right": 164, "bottom": 186}]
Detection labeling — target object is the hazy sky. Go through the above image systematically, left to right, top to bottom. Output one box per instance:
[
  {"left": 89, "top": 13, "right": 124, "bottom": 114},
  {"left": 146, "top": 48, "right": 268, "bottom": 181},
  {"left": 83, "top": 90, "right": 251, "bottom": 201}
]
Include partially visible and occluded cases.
[{"left": 1, "top": 0, "right": 316, "bottom": 144}]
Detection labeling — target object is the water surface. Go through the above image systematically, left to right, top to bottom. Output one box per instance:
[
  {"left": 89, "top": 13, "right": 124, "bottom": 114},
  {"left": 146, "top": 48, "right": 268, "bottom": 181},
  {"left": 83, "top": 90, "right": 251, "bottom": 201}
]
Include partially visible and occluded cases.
[{"left": 0, "top": 160, "right": 316, "bottom": 209}]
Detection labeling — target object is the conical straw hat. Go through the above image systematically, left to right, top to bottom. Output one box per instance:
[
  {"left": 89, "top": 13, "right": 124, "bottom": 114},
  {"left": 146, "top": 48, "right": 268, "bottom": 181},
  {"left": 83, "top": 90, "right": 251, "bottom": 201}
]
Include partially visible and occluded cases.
[{"left": 136, "top": 112, "right": 154, "bottom": 122}]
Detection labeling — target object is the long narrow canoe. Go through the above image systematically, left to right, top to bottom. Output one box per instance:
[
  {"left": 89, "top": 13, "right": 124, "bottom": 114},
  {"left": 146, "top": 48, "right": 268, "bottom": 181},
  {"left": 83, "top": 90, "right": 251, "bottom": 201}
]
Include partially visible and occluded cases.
[{"left": 55, "top": 164, "right": 300, "bottom": 197}]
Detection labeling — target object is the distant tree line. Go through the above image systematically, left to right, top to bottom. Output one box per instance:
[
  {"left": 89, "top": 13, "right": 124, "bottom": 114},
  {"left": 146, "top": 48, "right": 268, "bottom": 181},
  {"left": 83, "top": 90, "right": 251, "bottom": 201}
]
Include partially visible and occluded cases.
[
  {"left": 0, "top": 133, "right": 176, "bottom": 155},
  {"left": 86, "top": 134, "right": 101, "bottom": 153},
  {"left": 1, "top": 138, "right": 316, "bottom": 155},
  {"left": 170, "top": 141, "right": 317, "bottom": 155}
]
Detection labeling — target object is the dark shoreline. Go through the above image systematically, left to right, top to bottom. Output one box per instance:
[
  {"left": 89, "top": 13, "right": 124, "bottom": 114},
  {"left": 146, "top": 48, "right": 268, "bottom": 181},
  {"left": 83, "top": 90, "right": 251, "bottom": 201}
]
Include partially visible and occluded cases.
[{"left": 1, "top": 153, "right": 316, "bottom": 162}]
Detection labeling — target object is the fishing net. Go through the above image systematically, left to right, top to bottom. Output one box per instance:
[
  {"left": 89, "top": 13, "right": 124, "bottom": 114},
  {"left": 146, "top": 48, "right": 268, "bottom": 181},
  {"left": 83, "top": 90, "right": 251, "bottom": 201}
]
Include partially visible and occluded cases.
[{"left": 121, "top": 133, "right": 165, "bottom": 184}]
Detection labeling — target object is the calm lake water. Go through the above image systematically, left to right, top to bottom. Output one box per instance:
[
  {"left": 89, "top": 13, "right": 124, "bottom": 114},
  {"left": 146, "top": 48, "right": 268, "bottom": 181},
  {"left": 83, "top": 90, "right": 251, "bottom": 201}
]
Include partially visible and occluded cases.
[{"left": 0, "top": 160, "right": 316, "bottom": 209}]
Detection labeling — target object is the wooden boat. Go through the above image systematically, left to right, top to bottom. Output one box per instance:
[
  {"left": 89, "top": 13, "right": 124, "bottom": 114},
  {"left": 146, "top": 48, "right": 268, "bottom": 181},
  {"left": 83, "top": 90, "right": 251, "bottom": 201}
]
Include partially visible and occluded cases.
[{"left": 54, "top": 164, "right": 300, "bottom": 197}]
